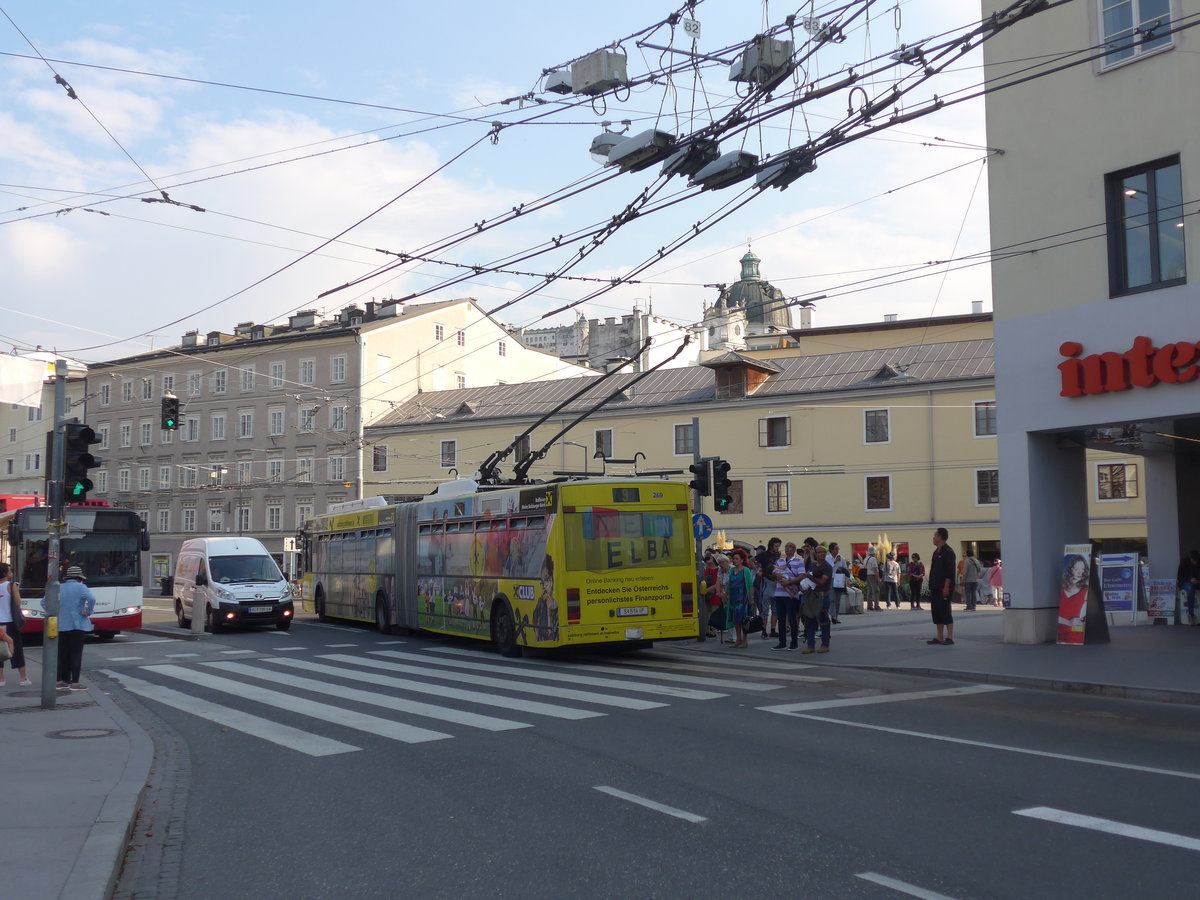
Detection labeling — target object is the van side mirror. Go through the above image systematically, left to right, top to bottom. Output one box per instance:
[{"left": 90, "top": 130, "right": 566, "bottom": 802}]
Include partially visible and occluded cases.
[{"left": 196, "top": 571, "right": 208, "bottom": 586}]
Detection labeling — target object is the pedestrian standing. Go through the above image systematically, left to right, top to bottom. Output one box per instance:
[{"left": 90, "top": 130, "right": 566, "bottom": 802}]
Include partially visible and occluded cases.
[
  {"left": 927, "top": 528, "right": 956, "bottom": 646},
  {"left": 755, "top": 538, "right": 782, "bottom": 638},
  {"left": 771, "top": 542, "right": 805, "bottom": 651},
  {"left": 828, "top": 542, "right": 848, "bottom": 624},
  {"left": 800, "top": 545, "right": 833, "bottom": 654},
  {"left": 864, "top": 547, "right": 881, "bottom": 611},
  {"left": 960, "top": 548, "right": 982, "bottom": 611},
  {"left": 725, "top": 550, "right": 756, "bottom": 649},
  {"left": 1177, "top": 550, "right": 1200, "bottom": 625},
  {"left": 882, "top": 552, "right": 901, "bottom": 608},
  {"left": 907, "top": 553, "right": 925, "bottom": 610},
  {"left": 987, "top": 559, "right": 1004, "bottom": 606},
  {"left": 0, "top": 563, "right": 31, "bottom": 687},
  {"left": 57, "top": 566, "right": 96, "bottom": 690}
]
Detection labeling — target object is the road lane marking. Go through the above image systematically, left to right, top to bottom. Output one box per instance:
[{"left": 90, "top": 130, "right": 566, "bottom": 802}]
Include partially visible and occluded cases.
[
  {"left": 106, "top": 638, "right": 176, "bottom": 645},
  {"left": 378, "top": 640, "right": 406, "bottom": 644},
  {"left": 326, "top": 643, "right": 357, "bottom": 647},
  {"left": 273, "top": 646, "right": 307, "bottom": 651},
  {"left": 220, "top": 649, "right": 255, "bottom": 655},
  {"left": 377, "top": 650, "right": 725, "bottom": 700},
  {"left": 657, "top": 651, "right": 820, "bottom": 672},
  {"left": 166, "top": 653, "right": 199, "bottom": 658},
  {"left": 320, "top": 654, "right": 665, "bottom": 710},
  {"left": 107, "top": 656, "right": 143, "bottom": 662},
  {"left": 594, "top": 656, "right": 831, "bottom": 683},
  {"left": 263, "top": 657, "right": 602, "bottom": 720},
  {"left": 207, "top": 661, "right": 530, "bottom": 732},
  {"left": 143, "top": 663, "right": 450, "bottom": 743},
  {"left": 103, "top": 669, "right": 359, "bottom": 756},
  {"left": 760, "top": 684, "right": 1010, "bottom": 713},
  {"left": 775, "top": 713, "right": 1200, "bottom": 782},
  {"left": 594, "top": 786, "right": 706, "bottom": 824},
  {"left": 1014, "top": 807, "right": 1200, "bottom": 852},
  {"left": 855, "top": 872, "right": 958, "bottom": 899}
]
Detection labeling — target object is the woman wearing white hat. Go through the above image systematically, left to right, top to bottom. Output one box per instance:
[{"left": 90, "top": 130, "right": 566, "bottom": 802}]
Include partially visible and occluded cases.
[{"left": 56, "top": 566, "right": 96, "bottom": 691}]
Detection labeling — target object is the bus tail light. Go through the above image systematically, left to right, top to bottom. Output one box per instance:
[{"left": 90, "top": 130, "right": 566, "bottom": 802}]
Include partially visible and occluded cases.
[
  {"left": 681, "top": 581, "right": 694, "bottom": 617},
  {"left": 567, "top": 587, "right": 581, "bottom": 624}
]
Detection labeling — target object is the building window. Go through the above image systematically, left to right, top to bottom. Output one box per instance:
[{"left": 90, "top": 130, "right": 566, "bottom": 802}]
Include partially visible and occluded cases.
[
  {"left": 1099, "top": 0, "right": 1173, "bottom": 68},
  {"left": 1107, "top": 157, "right": 1185, "bottom": 296},
  {"left": 435, "top": 323, "right": 445, "bottom": 341},
  {"left": 456, "top": 330, "right": 465, "bottom": 347},
  {"left": 498, "top": 340, "right": 507, "bottom": 357},
  {"left": 330, "top": 356, "right": 346, "bottom": 383},
  {"left": 299, "top": 359, "right": 315, "bottom": 385},
  {"left": 269, "top": 362, "right": 285, "bottom": 389},
  {"left": 240, "top": 365, "right": 256, "bottom": 392},
  {"left": 212, "top": 370, "right": 226, "bottom": 394},
  {"left": 187, "top": 372, "right": 201, "bottom": 396},
  {"left": 456, "top": 373, "right": 466, "bottom": 390},
  {"left": 162, "top": 374, "right": 175, "bottom": 394},
  {"left": 140, "top": 378, "right": 153, "bottom": 401},
  {"left": 121, "top": 380, "right": 132, "bottom": 402},
  {"left": 99, "top": 383, "right": 110, "bottom": 406},
  {"left": 974, "top": 401, "right": 998, "bottom": 437},
  {"left": 26, "top": 405, "right": 43, "bottom": 422},
  {"left": 330, "top": 406, "right": 346, "bottom": 431},
  {"left": 268, "top": 407, "right": 285, "bottom": 436},
  {"left": 298, "top": 408, "right": 316, "bottom": 433},
  {"left": 864, "top": 409, "right": 890, "bottom": 444},
  {"left": 238, "top": 410, "right": 254, "bottom": 438},
  {"left": 211, "top": 414, "right": 225, "bottom": 441},
  {"left": 758, "top": 416, "right": 790, "bottom": 448},
  {"left": 185, "top": 417, "right": 199, "bottom": 442},
  {"left": 140, "top": 421, "right": 153, "bottom": 446},
  {"left": 120, "top": 423, "right": 132, "bottom": 448},
  {"left": 674, "top": 423, "right": 695, "bottom": 456},
  {"left": 97, "top": 425, "right": 109, "bottom": 450},
  {"left": 160, "top": 426, "right": 172, "bottom": 445},
  {"left": 6, "top": 428, "right": 13, "bottom": 443},
  {"left": 594, "top": 429, "right": 612, "bottom": 460},
  {"left": 514, "top": 434, "right": 530, "bottom": 462},
  {"left": 440, "top": 440, "right": 457, "bottom": 468},
  {"left": 372, "top": 445, "right": 388, "bottom": 472},
  {"left": 23, "top": 452, "right": 40, "bottom": 472},
  {"left": 297, "top": 456, "right": 313, "bottom": 483},
  {"left": 328, "top": 456, "right": 345, "bottom": 482},
  {"left": 268, "top": 458, "right": 283, "bottom": 482},
  {"left": 3, "top": 459, "right": 11, "bottom": 475},
  {"left": 237, "top": 461, "right": 252, "bottom": 483},
  {"left": 1097, "top": 462, "right": 1139, "bottom": 500},
  {"left": 159, "top": 465, "right": 171, "bottom": 489},
  {"left": 182, "top": 465, "right": 197, "bottom": 488},
  {"left": 138, "top": 467, "right": 151, "bottom": 491},
  {"left": 118, "top": 468, "right": 131, "bottom": 492},
  {"left": 976, "top": 468, "right": 1000, "bottom": 506},
  {"left": 95, "top": 470, "right": 107, "bottom": 493},
  {"left": 865, "top": 475, "right": 892, "bottom": 511},
  {"left": 766, "top": 480, "right": 789, "bottom": 513},
  {"left": 296, "top": 503, "right": 313, "bottom": 529},
  {"left": 266, "top": 505, "right": 282, "bottom": 531},
  {"left": 237, "top": 506, "right": 251, "bottom": 532},
  {"left": 208, "top": 507, "right": 224, "bottom": 533},
  {"left": 182, "top": 508, "right": 196, "bottom": 532},
  {"left": 157, "top": 509, "right": 169, "bottom": 533}
]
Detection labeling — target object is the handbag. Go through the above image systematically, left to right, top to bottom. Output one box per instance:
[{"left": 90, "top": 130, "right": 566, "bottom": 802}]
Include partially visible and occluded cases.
[
  {"left": 708, "top": 606, "right": 728, "bottom": 632},
  {"left": 744, "top": 613, "right": 764, "bottom": 634}
]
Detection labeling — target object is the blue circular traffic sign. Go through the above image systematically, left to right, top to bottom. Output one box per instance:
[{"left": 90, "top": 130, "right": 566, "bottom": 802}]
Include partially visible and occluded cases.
[{"left": 692, "top": 513, "right": 713, "bottom": 541}]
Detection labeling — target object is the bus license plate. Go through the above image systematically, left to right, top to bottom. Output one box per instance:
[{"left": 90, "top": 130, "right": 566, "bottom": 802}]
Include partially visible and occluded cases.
[
  {"left": 249, "top": 605, "right": 272, "bottom": 613},
  {"left": 617, "top": 606, "right": 648, "bottom": 617},
  {"left": 624, "top": 628, "right": 644, "bottom": 640}
]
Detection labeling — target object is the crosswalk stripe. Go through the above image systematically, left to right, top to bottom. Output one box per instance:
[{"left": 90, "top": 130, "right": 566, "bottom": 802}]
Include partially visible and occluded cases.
[
  {"left": 429, "top": 647, "right": 779, "bottom": 692},
  {"left": 656, "top": 649, "right": 820, "bottom": 673},
  {"left": 374, "top": 650, "right": 726, "bottom": 700},
  {"left": 318, "top": 654, "right": 666, "bottom": 710},
  {"left": 589, "top": 655, "right": 831, "bottom": 683},
  {"left": 263, "top": 657, "right": 603, "bottom": 721},
  {"left": 205, "top": 661, "right": 531, "bottom": 732},
  {"left": 142, "top": 664, "right": 451, "bottom": 744},
  {"left": 103, "top": 669, "right": 359, "bottom": 757},
  {"left": 759, "top": 684, "right": 1010, "bottom": 714}
]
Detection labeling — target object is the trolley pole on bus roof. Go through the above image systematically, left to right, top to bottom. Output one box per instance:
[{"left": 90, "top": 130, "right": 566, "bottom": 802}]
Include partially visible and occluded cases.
[{"left": 41, "top": 360, "right": 66, "bottom": 709}]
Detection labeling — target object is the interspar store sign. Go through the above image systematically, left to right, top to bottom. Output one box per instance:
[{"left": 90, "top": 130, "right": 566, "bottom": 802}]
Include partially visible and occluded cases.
[{"left": 1058, "top": 336, "right": 1200, "bottom": 397}]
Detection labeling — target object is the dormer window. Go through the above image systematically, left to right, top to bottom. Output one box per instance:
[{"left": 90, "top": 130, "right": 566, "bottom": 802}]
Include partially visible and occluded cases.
[{"left": 716, "top": 367, "right": 747, "bottom": 399}]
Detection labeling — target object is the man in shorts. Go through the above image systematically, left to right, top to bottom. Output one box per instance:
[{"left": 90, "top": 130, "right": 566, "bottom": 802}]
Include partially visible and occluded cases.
[{"left": 927, "top": 527, "right": 956, "bottom": 645}]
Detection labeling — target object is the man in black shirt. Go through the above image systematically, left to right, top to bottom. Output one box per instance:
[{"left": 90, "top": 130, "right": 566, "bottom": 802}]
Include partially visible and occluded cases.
[
  {"left": 927, "top": 527, "right": 956, "bottom": 645},
  {"left": 755, "top": 538, "right": 781, "bottom": 638},
  {"left": 801, "top": 545, "right": 834, "bottom": 654}
]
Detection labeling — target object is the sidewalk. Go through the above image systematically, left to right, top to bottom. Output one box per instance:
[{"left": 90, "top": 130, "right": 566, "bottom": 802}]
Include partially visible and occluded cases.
[
  {"left": 684, "top": 604, "right": 1200, "bottom": 705},
  {"left": 3, "top": 606, "right": 1198, "bottom": 899}
]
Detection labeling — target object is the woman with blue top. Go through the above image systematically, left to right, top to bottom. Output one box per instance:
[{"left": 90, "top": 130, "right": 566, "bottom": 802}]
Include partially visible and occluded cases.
[
  {"left": 723, "top": 550, "right": 756, "bottom": 648},
  {"left": 56, "top": 565, "right": 96, "bottom": 691}
]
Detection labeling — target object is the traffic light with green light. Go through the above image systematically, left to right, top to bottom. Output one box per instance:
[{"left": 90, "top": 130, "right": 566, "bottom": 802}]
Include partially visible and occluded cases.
[
  {"left": 161, "top": 394, "right": 180, "bottom": 430},
  {"left": 63, "top": 422, "right": 102, "bottom": 502},
  {"left": 712, "top": 458, "right": 733, "bottom": 511}
]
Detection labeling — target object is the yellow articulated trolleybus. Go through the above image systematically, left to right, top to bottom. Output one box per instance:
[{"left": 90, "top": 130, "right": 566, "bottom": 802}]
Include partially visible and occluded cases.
[{"left": 300, "top": 477, "right": 699, "bottom": 655}]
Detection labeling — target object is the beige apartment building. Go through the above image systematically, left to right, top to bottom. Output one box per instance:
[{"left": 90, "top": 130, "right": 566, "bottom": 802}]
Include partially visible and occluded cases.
[
  {"left": 983, "top": 0, "right": 1198, "bottom": 641},
  {"left": 81, "top": 299, "right": 590, "bottom": 584},
  {"left": 365, "top": 313, "right": 1147, "bottom": 564}
]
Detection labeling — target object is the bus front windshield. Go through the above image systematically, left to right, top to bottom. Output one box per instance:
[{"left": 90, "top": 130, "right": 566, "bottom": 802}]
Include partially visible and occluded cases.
[
  {"left": 563, "top": 508, "right": 687, "bottom": 572},
  {"left": 20, "top": 533, "right": 142, "bottom": 591},
  {"left": 210, "top": 555, "right": 283, "bottom": 584}
]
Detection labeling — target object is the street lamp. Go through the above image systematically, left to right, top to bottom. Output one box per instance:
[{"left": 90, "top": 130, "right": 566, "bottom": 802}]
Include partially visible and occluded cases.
[{"left": 563, "top": 440, "right": 588, "bottom": 475}]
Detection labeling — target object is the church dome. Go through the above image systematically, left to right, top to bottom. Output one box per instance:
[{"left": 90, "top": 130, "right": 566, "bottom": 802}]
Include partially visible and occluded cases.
[{"left": 716, "top": 251, "right": 791, "bottom": 333}]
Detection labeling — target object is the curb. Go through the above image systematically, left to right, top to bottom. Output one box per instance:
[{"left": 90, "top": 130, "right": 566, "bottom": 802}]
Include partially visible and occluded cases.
[{"left": 60, "top": 675, "right": 155, "bottom": 900}]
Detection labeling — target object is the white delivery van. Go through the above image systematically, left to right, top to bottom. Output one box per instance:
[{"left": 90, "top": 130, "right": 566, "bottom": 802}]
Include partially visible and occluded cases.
[{"left": 173, "top": 537, "right": 295, "bottom": 632}]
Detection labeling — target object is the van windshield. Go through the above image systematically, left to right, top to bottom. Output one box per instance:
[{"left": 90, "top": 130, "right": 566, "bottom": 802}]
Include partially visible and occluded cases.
[{"left": 209, "top": 555, "right": 282, "bottom": 584}]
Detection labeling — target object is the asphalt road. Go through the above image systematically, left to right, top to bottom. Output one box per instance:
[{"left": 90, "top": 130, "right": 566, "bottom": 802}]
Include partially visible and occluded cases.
[{"left": 93, "top": 609, "right": 1200, "bottom": 899}]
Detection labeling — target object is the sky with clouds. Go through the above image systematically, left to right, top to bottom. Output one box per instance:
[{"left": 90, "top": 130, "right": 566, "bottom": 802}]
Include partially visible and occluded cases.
[{"left": 0, "top": 0, "right": 999, "bottom": 363}]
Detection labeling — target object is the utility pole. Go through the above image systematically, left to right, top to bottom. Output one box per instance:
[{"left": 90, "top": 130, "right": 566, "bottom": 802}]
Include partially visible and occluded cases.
[
  {"left": 41, "top": 360, "right": 66, "bottom": 709},
  {"left": 691, "top": 415, "right": 705, "bottom": 642}
]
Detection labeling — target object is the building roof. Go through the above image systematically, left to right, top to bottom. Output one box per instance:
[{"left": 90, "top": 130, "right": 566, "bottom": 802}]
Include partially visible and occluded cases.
[{"left": 370, "top": 338, "right": 994, "bottom": 429}]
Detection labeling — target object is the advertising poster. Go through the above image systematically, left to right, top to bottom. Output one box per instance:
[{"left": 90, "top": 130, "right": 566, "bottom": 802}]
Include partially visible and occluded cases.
[
  {"left": 1057, "top": 544, "right": 1092, "bottom": 645},
  {"left": 1099, "top": 552, "right": 1138, "bottom": 618},
  {"left": 1146, "top": 579, "right": 1177, "bottom": 618}
]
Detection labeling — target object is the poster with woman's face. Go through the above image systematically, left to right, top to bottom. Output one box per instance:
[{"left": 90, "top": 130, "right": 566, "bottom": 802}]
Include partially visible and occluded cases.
[{"left": 1057, "top": 544, "right": 1092, "bottom": 645}]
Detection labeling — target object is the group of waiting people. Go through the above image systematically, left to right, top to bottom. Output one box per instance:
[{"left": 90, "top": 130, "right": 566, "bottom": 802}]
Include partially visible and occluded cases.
[
  {"left": 704, "top": 537, "right": 851, "bottom": 653},
  {"left": 858, "top": 546, "right": 1003, "bottom": 611}
]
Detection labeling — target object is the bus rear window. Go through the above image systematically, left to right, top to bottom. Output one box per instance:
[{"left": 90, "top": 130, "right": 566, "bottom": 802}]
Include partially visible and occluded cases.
[{"left": 564, "top": 508, "right": 684, "bottom": 572}]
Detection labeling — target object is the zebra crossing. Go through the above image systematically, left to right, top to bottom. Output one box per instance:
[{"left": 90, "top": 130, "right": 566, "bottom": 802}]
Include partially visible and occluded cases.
[{"left": 102, "top": 645, "right": 821, "bottom": 757}]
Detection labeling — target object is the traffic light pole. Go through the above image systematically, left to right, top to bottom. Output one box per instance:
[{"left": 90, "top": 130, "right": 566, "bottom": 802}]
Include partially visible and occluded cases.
[
  {"left": 42, "top": 360, "right": 66, "bottom": 709},
  {"left": 691, "top": 416, "right": 705, "bottom": 643}
]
